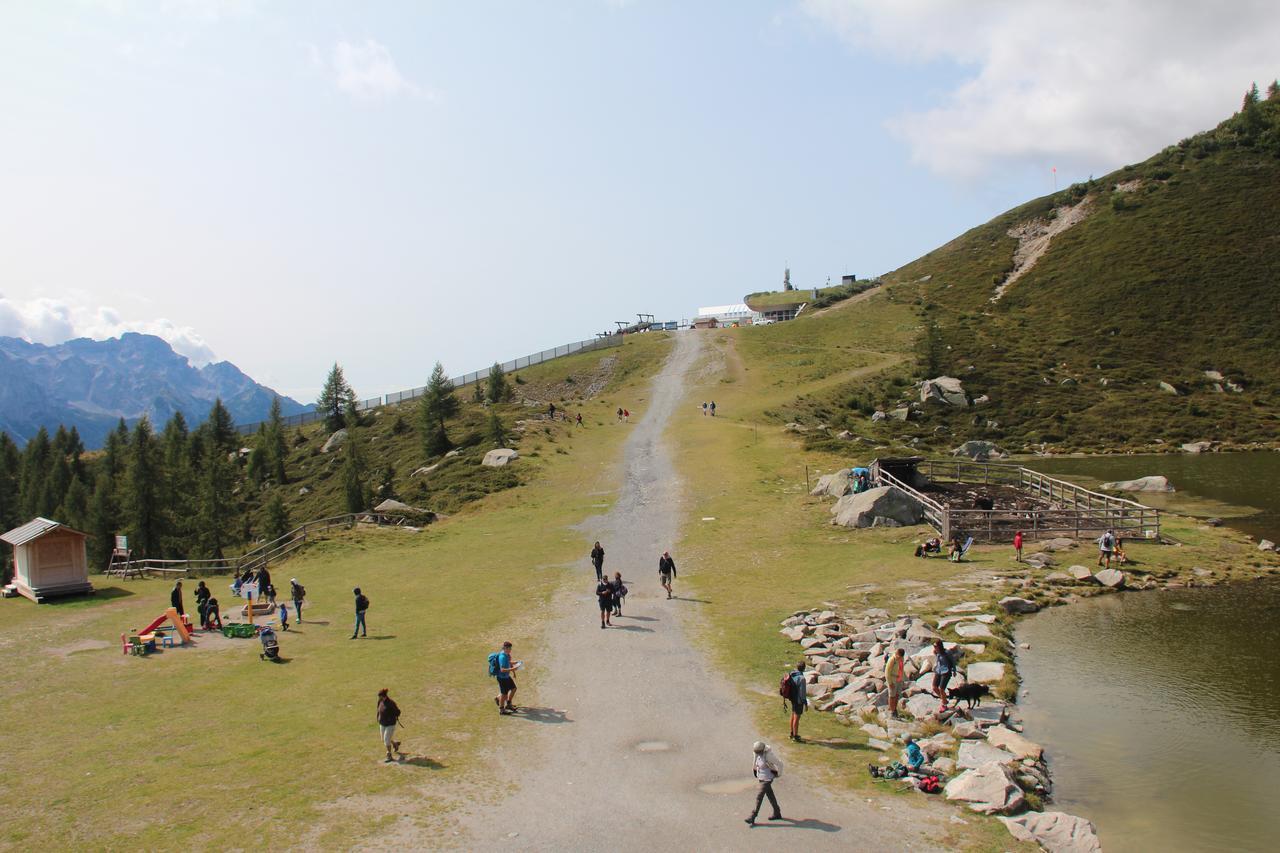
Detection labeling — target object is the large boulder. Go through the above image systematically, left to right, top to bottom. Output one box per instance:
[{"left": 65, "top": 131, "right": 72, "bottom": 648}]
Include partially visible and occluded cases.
[
  {"left": 921, "top": 376, "right": 969, "bottom": 407},
  {"left": 321, "top": 429, "right": 348, "bottom": 453},
  {"left": 951, "top": 440, "right": 1006, "bottom": 461},
  {"left": 1181, "top": 440, "right": 1213, "bottom": 453},
  {"left": 482, "top": 448, "right": 520, "bottom": 467},
  {"left": 810, "top": 469, "right": 852, "bottom": 498},
  {"left": 1101, "top": 475, "right": 1174, "bottom": 492},
  {"left": 830, "top": 486, "right": 925, "bottom": 529},
  {"left": 1258, "top": 539, "right": 1276, "bottom": 552},
  {"left": 1068, "top": 564, "right": 1094, "bottom": 581},
  {"left": 1094, "top": 568, "right": 1126, "bottom": 588},
  {"left": 999, "top": 596, "right": 1039, "bottom": 615},
  {"left": 955, "top": 623, "right": 994, "bottom": 639},
  {"left": 966, "top": 661, "right": 1006, "bottom": 683},
  {"left": 905, "top": 692, "right": 940, "bottom": 720},
  {"left": 986, "top": 726, "right": 1043, "bottom": 760},
  {"left": 957, "top": 740, "right": 1018, "bottom": 769},
  {"left": 944, "top": 762, "right": 1026, "bottom": 814},
  {"left": 1000, "top": 812, "right": 1102, "bottom": 853}
]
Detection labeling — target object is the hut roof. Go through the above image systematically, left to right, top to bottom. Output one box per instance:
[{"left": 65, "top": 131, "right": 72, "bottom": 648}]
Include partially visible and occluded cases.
[{"left": 1, "top": 517, "right": 88, "bottom": 546}]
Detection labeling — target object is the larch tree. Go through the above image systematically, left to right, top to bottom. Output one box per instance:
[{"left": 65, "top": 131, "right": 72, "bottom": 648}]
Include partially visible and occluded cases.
[
  {"left": 420, "top": 362, "right": 459, "bottom": 457},
  {"left": 485, "top": 362, "right": 509, "bottom": 405},
  {"left": 318, "top": 363, "right": 357, "bottom": 432},
  {"left": 264, "top": 396, "right": 288, "bottom": 484},
  {"left": 125, "top": 418, "right": 164, "bottom": 557}
]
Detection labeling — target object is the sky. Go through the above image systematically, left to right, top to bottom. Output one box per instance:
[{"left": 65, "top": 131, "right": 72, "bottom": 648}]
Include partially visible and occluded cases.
[{"left": 2, "top": 0, "right": 1277, "bottom": 402}]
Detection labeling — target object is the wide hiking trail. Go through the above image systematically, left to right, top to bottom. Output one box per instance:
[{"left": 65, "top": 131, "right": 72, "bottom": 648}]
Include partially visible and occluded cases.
[{"left": 461, "top": 332, "right": 943, "bottom": 851}]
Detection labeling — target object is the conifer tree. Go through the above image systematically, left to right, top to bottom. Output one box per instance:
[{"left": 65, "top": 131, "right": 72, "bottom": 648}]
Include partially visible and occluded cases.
[
  {"left": 1268, "top": 80, "right": 1280, "bottom": 102},
  {"left": 1244, "top": 82, "right": 1261, "bottom": 109},
  {"left": 318, "top": 362, "right": 356, "bottom": 432},
  {"left": 420, "top": 362, "right": 459, "bottom": 457},
  {"left": 485, "top": 362, "right": 509, "bottom": 404},
  {"left": 473, "top": 381, "right": 484, "bottom": 404},
  {"left": 264, "top": 396, "right": 288, "bottom": 483},
  {"left": 204, "top": 398, "right": 238, "bottom": 457},
  {"left": 486, "top": 410, "right": 507, "bottom": 447},
  {"left": 161, "top": 412, "right": 196, "bottom": 555},
  {"left": 125, "top": 418, "right": 164, "bottom": 558},
  {"left": 247, "top": 424, "right": 269, "bottom": 487},
  {"left": 66, "top": 425, "right": 85, "bottom": 479},
  {"left": 19, "top": 427, "right": 52, "bottom": 519},
  {"left": 342, "top": 432, "right": 370, "bottom": 513},
  {"left": 0, "top": 433, "right": 20, "bottom": 531},
  {"left": 196, "top": 439, "right": 236, "bottom": 560},
  {"left": 87, "top": 469, "right": 119, "bottom": 570},
  {"left": 60, "top": 474, "right": 89, "bottom": 533},
  {"left": 262, "top": 493, "right": 291, "bottom": 542}
]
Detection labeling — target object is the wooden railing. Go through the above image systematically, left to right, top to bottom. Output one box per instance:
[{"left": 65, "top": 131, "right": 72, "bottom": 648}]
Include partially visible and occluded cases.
[{"left": 873, "top": 466, "right": 949, "bottom": 534}]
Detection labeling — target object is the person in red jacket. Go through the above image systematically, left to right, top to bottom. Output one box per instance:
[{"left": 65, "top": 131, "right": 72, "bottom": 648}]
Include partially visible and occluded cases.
[{"left": 1013, "top": 530, "right": 1024, "bottom": 562}]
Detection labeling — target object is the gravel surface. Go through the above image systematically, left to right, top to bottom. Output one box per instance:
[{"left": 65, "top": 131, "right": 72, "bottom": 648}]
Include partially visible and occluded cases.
[{"left": 459, "top": 332, "right": 944, "bottom": 851}]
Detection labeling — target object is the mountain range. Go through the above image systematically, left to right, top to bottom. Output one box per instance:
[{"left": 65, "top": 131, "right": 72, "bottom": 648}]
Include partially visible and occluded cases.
[{"left": 0, "top": 332, "right": 309, "bottom": 448}]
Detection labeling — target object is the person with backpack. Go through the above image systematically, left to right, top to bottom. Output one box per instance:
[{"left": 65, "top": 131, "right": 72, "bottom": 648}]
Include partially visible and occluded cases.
[
  {"left": 709, "top": 400, "right": 716, "bottom": 417},
  {"left": 1097, "top": 529, "right": 1116, "bottom": 568},
  {"left": 1013, "top": 530, "right": 1024, "bottom": 563},
  {"left": 590, "top": 541, "right": 605, "bottom": 582},
  {"left": 658, "top": 551, "right": 677, "bottom": 599},
  {"left": 610, "top": 571, "right": 626, "bottom": 617},
  {"left": 596, "top": 576, "right": 614, "bottom": 628},
  {"left": 290, "top": 578, "right": 306, "bottom": 623},
  {"left": 193, "top": 581, "right": 211, "bottom": 627},
  {"left": 352, "top": 587, "right": 370, "bottom": 639},
  {"left": 931, "top": 639, "right": 956, "bottom": 711},
  {"left": 489, "top": 641, "right": 518, "bottom": 714},
  {"left": 885, "top": 647, "right": 908, "bottom": 718},
  {"left": 783, "top": 660, "right": 807, "bottom": 742},
  {"left": 376, "top": 688, "right": 402, "bottom": 762},
  {"left": 744, "top": 741, "right": 783, "bottom": 826}
]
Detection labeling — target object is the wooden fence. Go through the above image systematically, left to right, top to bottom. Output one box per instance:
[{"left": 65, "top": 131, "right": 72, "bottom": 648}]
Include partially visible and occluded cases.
[
  {"left": 871, "top": 459, "right": 1160, "bottom": 543},
  {"left": 105, "top": 513, "right": 415, "bottom": 580}
]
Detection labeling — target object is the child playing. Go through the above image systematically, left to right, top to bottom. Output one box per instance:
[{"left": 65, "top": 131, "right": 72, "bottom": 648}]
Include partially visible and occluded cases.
[{"left": 279, "top": 600, "right": 289, "bottom": 631}]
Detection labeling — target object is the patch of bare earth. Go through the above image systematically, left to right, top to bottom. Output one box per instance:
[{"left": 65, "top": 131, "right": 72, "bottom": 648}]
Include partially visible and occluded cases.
[{"left": 992, "top": 197, "right": 1094, "bottom": 301}]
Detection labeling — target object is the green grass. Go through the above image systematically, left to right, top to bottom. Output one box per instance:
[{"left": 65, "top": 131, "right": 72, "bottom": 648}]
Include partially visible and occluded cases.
[{"left": 0, "top": 332, "right": 675, "bottom": 850}]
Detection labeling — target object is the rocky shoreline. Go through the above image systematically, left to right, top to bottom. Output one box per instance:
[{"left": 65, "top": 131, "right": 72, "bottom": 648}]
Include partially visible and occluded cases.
[{"left": 778, "top": 534, "right": 1280, "bottom": 852}]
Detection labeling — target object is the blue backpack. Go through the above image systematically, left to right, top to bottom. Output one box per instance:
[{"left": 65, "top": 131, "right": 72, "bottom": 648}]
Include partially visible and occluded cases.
[{"left": 487, "top": 652, "right": 501, "bottom": 677}]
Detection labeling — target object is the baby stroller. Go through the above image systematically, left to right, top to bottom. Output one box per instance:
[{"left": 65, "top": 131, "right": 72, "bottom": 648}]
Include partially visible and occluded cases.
[{"left": 258, "top": 625, "right": 281, "bottom": 662}]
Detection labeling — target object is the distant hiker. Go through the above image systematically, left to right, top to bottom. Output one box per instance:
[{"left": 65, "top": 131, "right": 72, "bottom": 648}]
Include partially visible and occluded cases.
[
  {"left": 702, "top": 401, "right": 708, "bottom": 416},
  {"left": 709, "top": 401, "right": 716, "bottom": 417},
  {"left": 548, "top": 402, "right": 556, "bottom": 419},
  {"left": 617, "top": 407, "right": 624, "bottom": 423},
  {"left": 623, "top": 408, "right": 630, "bottom": 422},
  {"left": 575, "top": 413, "right": 583, "bottom": 427},
  {"left": 1097, "top": 529, "right": 1116, "bottom": 568},
  {"left": 1013, "top": 530, "right": 1024, "bottom": 563},
  {"left": 591, "top": 541, "right": 605, "bottom": 582},
  {"left": 658, "top": 551, "right": 677, "bottom": 599},
  {"left": 611, "top": 571, "right": 627, "bottom": 616},
  {"left": 596, "top": 577, "right": 614, "bottom": 628},
  {"left": 290, "top": 578, "right": 306, "bottom": 623},
  {"left": 170, "top": 580, "right": 185, "bottom": 617},
  {"left": 194, "top": 581, "right": 211, "bottom": 625},
  {"left": 352, "top": 587, "right": 369, "bottom": 639},
  {"left": 203, "top": 596, "right": 222, "bottom": 630},
  {"left": 279, "top": 600, "right": 289, "bottom": 631},
  {"left": 932, "top": 640, "right": 956, "bottom": 711},
  {"left": 492, "top": 641, "right": 518, "bottom": 713},
  {"left": 886, "top": 647, "right": 908, "bottom": 718},
  {"left": 787, "top": 661, "right": 807, "bottom": 742},
  {"left": 376, "top": 688, "right": 402, "bottom": 762},
  {"left": 744, "top": 741, "right": 783, "bottom": 826}
]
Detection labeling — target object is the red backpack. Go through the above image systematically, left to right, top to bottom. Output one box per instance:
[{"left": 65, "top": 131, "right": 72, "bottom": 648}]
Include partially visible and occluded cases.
[{"left": 779, "top": 673, "right": 795, "bottom": 702}]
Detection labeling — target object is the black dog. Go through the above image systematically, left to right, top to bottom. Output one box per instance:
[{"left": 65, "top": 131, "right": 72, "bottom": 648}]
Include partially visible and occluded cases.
[{"left": 947, "top": 683, "right": 991, "bottom": 709}]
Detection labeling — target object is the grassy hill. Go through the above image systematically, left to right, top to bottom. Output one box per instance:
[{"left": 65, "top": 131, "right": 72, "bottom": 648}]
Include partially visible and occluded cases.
[{"left": 774, "top": 92, "right": 1280, "bottom": 453}]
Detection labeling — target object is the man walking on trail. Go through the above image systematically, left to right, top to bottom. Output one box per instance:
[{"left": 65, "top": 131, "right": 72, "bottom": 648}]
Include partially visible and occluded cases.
[
  {"left": 709, "top": 400, "right": 716, "bottom": 417},
  {"left": 701, "top": 401, "right": 708, "bottom": 416},
  {"left": 1097, "top": 529, "right": 1116, "bottom": 569},
  {"left": 590, "top": 541, "right": 605, "bottom": 582},
  {"left": 658, "top": 551, "right": 677, "bottom": 599},
  {"left": 596, "top": 576, "right": 614, "bottom": 628},
  {"left": 290, "top": 578, "right": 305, "bottom": 623},
  {"left": 352, "top": 587, "right": 369, "bottom": 639},
  {"left": 932, "top": 639, "right": 955, "bottom": 711},
  {"left": 494, "top": 641, "right": 519, "bottom": 713},
  {"left": 886, "top": 647, "right": 908, "bottom": 718},
  {"left": 787, "top": 661, "right": 807, "bottom": 742},
  {"left": 376, "top": 688, "right": 402, "bottom": 762},
  {"left": 744, "top": 741, "right": 784, "bottom": 826}
]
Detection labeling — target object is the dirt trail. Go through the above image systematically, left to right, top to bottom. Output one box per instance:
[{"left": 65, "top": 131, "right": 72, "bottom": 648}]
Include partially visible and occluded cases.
[{"left": 458, "top": 332, "right": 942, "bottom": 851}]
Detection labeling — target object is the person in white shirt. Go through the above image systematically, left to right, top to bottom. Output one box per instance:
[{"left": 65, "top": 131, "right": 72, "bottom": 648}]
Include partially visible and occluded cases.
[{"left": 744, "top": 741, "right": 784, "bottom": 826}]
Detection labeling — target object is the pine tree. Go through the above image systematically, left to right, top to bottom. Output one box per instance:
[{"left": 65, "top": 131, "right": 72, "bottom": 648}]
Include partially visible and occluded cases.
[
  {"left": 1268, "top": 80, "right": 1280, "bottom": 102},
  {"left": 1244, "top": 82, "right": 1261, "bottom": 109},
  {"left": 420, "top": 362, "right": 459, "bottom": 457},
  {"left": 485, "top": 362, "right": 509, "bottom": 404},
  {"left": 317, "top": 363, "right": 356, "bottom": 432},
  {"left": 472, "top": 381, "right": 484, "bottom": 404},
  {"left": 264, "top": 396, "right": 288, "bottom": 484},
  {"left": 204, "top": 398, "right": 238, "bottom": 457},
  {"left": 486, "top": 410, "right": 507, "bottom": 447},
  {"left": 161, "top": 412, "right": 196, "bottom": 556},
  {"left": 125, "top": 418, "right": 164, "bottom": 558},
  {"left": 102, "top": 419, "right": 130, "bottom": 480},
  {"left": 247, "top": 424, "right": 269, "bottom": 487},
  {"left": 66, "top": 425, "right": 85, "bottom": 480},
  {"left": 18, "top": 427, "right": 52, "bottom": 519},
  {"left": 0, "top": 432, "right": 20, "bottom": 531},
  {"left": 342, "top": 434, "right": 370, "bottom": 513},
  {"left": 196, "top": 440, "right": 236, "bottom": 560},
  {"left": 87, "top": 469, "right": 119, "bottom": 571},
  {"left": 60, "top": 474, "right": 89, "bottom": 532},
  {"left": 262, "top": 493, "right": 291, "bottom": 542}
]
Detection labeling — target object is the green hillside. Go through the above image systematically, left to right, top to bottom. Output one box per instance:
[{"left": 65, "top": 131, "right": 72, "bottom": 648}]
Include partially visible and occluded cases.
[{"left": 781, "top": 88, "right": 1280, "bottom": 452}]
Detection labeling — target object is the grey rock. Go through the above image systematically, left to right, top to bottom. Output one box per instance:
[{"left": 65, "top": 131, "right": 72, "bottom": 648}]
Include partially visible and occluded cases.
[
  {"left": 920, "top": 376, "right": 969, "bottom": 407},
  {"left": 1158, "top": 381, "right": 1179, "bottom": 395},
  {"left": 889, "top": 407, "right": 912, "bottom": 421},
  {"left": 870, "top": 410, "right": 887, "bottom": 422},
  {"left": 321, "top": 429, "right": 348, "bottom": 453},
  {"left": 951, "top": 440, "right": 1007, "bottom": 461},
  {"left": 1181, "top": 440, "right": 1213, "bottom": 453},
  {"left": 482, "top": 448, "right": 520, "bottom": 467},
  {"left": 444, "top": 449, "right": 461, "bottom": 458},
  {"left": 412, "top": 464, "right": 441, "bottom": 478},
  {"left": 1100, "top": 475, "right": 1174, "bottom": 492},
  {"left": 297, "top": 486, "right": 311, "bottom": 496},
  {"left": 830, "top": 486, "right": 925, "bottom": 529},
  {"left": 374, "top": 499, "right": 422, "bottom": 514},
  {"left": 1040, "top": 537, "right": 1077, "bottom": 552},
  {"left": 1259, "top": 539, "right": 1276, "bottom": 552},
  {"left": 1068, "top": 564, "right": 1094, "bottom": 581},
  {"left": 1094, "top": 568, "right": 1126, "bottom": 588},
  {"left": 1044, "top": 571, "right": 1074, "bottom": 584},
  {"left": 998, "top": 596, "right": 1039, "bottom": 615},
  {"left": 946, "top": 601, "right": 984, "bottom": 613},
  {"left": 955, "top": 623, "right": 994, "bottom": 639},
  {"left": 966, "top": 661, "right": 1006, "bottom": 683},
  {"left": 905, "top": 693, "right": 940, "bottom": 720},
  {"left": 986, "top": 726, "right": 1043, "bottom": 760},
  {"left": 957, "top": 740, "right": 1018, "bottom": 769},
  {"left": 933, "top": 756, "right": 957, "bottom": 775},
  {"left": 944, "top": 762, "right": 1025, "bottom": 814},
  {"left": 1000, "top": 812, "right": 1101, "bottom": 853}
]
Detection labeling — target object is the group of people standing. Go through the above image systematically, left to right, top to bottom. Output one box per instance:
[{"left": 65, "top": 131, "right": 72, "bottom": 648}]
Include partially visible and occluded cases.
[{"left": 589, "top": 542, "right": 678, "bottom": 628}]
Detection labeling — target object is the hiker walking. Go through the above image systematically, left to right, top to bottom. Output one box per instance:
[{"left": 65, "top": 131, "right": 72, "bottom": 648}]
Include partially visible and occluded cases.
[
  {"left": 709, "top": 400, "right": 716, "bottom": 417},
  {"left": 701, "top": 401, "right": 708, "bottom": 416},
  {"left": 548, "top": 402, "right": 556, "bottom": 419},
  {"left": 616, "top": 407, "right": 624, "bottom": 423},
  {"left": 623, "top": 408, "right": 630, "bottom": 422},
  {"left": 575, "top": 413, "right": 583, "bottom": 427},
  {"left": 1097, "top": 529, "right": 1116, "bottom": 569},
  {"left": 1013, "top": 530, "right": 1024, "bottom": 563},
  {"left": 590, "top": 541, "right": 605, "bottom": 582},
  {"left": 658, "top": 551, "right": 677, "bottom": 599},
  {"left": 610, "top": 571, "right": 626, "bottom": 617},
  {"left": 596, "top": 576, "right": 614, "bottom": 628},
  {"left": 290, "top": 578, "right": 306, "bottom": 623},
  {"left": 170, "top": 580, "right": 185, "bottom": 617},
  {"left": 351, "top": 587, "right": 369, "bottom": 639},
  {"left": 931, "top": 640, "right": 956, "bottom": 711},
  {"left": 492, "top": 641, "right": 518, "bottom": 713},
  {"left": 886, "top": 647, "right": 908, "bottom": 718},
  {"left": 786, "top": 660, "right": 807, "bottom": 741},
  {"left": 376, "top": 688, "right": 402, "bottom": 762},
  {"left": 744, "top": 741, "right": 784, "bottom": 826}
]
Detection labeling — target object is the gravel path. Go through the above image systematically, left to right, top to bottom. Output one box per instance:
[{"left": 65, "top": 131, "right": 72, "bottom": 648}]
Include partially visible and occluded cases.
[{"left": 460, "top": 332, "right": 943, "bottom": 851}]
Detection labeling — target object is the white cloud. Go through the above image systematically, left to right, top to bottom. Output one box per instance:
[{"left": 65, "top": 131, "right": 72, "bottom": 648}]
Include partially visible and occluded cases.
[
  {"left": 803, "top": 0, "right": 1280, "bottom": 178},
  {"left": 315, "top": 39, "right": 424, "bottom": 101},
  {"left": 0, "top": 293, "right": 217, "bottom": 366}
]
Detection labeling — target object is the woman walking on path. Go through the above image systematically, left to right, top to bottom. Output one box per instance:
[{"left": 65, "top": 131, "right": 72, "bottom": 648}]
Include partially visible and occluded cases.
[
  {"left": 1013, "top": 530, "right": 1024, "bottom": 563},
  {"left": 590, "top": 541, "right": 605, "bottom": 582},
  {"left": 658, "top": 551, "right": 677, "bottom": 599},
  {"left": 610, "top": 571, "right": 626, "bottom": 616},
  {"left": 596, "top": 576, "right": 614, "bottom": 628},
  {"left": 290, "top": 578, "right": 306, "bottom": 623},
  {"left": 352, "top": 587, "right": 370, "bottom": 639},
  {"left": 931, "top": 639, "right": 956, "bottom": 711},
  {"left": 376, "top": 688, "right": 402, "bottom": 762},
  {"left": 744, "top": 741, "right": 783, "bottom": 826}
]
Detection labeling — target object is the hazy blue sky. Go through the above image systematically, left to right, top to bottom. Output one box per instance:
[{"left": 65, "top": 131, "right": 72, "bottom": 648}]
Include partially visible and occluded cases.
[{"left": 2, "top": 1, "right": 1276, "bottom": 400}]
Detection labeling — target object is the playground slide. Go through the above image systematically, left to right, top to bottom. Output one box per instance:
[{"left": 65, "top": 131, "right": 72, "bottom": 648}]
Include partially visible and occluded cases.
[{"left": 138, "top": 608, "right": 194, "bottom": 644}]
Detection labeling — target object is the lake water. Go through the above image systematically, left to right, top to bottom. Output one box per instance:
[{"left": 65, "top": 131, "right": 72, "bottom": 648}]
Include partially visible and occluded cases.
[{"left": 1013, "top": 452, "right": 1280, "bottom": 851}]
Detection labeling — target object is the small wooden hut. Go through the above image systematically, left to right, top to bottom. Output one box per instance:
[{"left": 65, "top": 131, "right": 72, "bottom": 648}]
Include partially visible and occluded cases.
[{"left": 1, "top": 517, "right": 94, "bottom": 603}]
